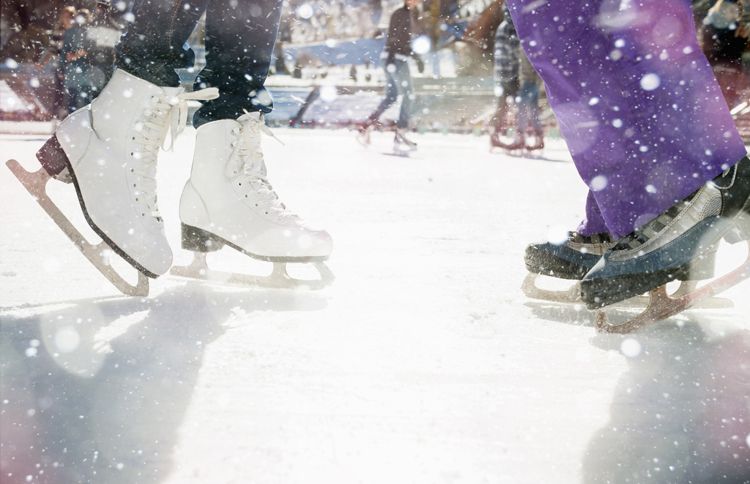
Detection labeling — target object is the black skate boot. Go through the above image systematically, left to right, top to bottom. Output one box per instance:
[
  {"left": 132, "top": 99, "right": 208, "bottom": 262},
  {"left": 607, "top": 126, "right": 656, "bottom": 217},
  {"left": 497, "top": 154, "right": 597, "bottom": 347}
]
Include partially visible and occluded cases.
[
  {"left": 581, "top": 156, "right": 750, "bottom": 331},
  {"left": 523, "top": 232, "right": 613, "bottom": 302}
]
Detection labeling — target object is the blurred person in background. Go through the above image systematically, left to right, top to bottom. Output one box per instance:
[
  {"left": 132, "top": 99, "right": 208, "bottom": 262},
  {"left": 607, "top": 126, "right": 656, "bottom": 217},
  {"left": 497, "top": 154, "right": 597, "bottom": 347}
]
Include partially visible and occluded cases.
[
  {"left": 86, "top": 0, "right": 123, "bottom": 86},
  {"left": 357, "top": 0, "right": 425, "bottom": 152},
  {"left": 699, "top": 0, "right": 750, "bottom": 107},
  {"left": 0, "top": 1, "right": 53, "bottom": 63},
  {"left": 489, "top": 4, "right": 543, "bottom": 153},
  {"left": 489, "top": 5, "right": 520, "bottom": 150},
  {"left": 36, "top": 6, "right": 78, "bottom": 118},
  {"left": 60, "top": 8, "right": 95, "bottom": 113},
  {"left": 515, "top": 54, "right": 544, "bottom": 152}
]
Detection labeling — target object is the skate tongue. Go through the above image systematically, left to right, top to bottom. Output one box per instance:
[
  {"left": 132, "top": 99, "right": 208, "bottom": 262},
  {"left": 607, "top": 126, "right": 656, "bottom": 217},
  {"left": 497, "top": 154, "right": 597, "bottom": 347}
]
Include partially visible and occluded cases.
[{"left": 162, "top": 87, "right": 220, "bottom": 151}]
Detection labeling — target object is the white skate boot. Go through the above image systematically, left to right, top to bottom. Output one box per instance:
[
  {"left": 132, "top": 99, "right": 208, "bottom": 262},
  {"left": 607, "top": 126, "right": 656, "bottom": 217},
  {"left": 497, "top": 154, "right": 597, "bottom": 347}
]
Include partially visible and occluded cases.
[
  {"left": 6, "top": 69, "right": 218, "bottom": 296},
  {"left": 172, "top": 112, "right": 334, "bottom": 288},
  {"left": 393, "top": 128, "right": 417, "bottom": 155}
]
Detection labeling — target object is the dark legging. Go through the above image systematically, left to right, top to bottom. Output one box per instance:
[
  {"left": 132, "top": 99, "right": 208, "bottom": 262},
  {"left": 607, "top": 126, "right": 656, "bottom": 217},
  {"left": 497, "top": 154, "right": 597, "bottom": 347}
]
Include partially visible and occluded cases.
[{"left": 115, "top": 0, "right": 283, "bottom": 126}]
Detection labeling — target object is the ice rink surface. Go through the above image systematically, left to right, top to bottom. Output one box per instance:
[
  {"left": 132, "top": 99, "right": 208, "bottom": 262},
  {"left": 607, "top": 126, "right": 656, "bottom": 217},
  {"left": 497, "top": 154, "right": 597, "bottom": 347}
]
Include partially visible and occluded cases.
[{"left": 1, "top": 129, "right": 749, "bottom": 483}]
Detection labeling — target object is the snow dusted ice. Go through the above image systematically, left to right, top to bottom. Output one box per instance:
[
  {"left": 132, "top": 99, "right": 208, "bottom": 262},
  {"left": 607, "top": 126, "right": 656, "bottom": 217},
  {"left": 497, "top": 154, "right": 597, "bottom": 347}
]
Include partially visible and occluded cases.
[{"left": 1, "top": 130, "right": 749, "bottom": 483}]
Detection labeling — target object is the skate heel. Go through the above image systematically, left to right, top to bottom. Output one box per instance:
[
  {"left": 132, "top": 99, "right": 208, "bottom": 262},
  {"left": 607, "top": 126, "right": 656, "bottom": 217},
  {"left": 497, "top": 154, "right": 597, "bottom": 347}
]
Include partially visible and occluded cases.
[
  {"left": 35, "top": 135, "right": 71, "bottom": 181},
  {"left": 725, "top": 203, "right": 750, "bottom": 244},
  {"left": 181, "top": 224, "right": 225, "bottom": 252},
  {"left": 682, "top": 249, "right": 717, "bottom": 280}
]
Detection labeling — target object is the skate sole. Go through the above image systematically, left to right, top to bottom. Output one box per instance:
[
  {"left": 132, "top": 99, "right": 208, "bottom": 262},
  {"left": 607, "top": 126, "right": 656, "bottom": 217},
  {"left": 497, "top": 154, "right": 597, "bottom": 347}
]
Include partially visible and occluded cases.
[
  {"left": 37, "top": 135, "right": 160, "bottom": 279},
  {"left": 180, "top": 223, "right": 330, "bottom": 264},
  {"left": 173, "top": 224, "right": 333, "bottom": 289},
  {"left": 523, "top": 246, "right": 595, "bottom": 281},
  {"left": 170, "top": 252, "right": 334, "bottom": 290},
  {"left": 521, "top": 273, "right": 733, "bottom": 309}
]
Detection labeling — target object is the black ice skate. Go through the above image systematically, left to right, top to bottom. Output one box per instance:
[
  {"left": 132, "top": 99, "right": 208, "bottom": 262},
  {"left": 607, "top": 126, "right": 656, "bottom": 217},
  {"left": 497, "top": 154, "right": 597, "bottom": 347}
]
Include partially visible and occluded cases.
[
  {"left": 581, "top": 156, "right": 750, "bottom": 333},
  {"left": 524, "top": 230, "right": 734, "bottom": 309}
]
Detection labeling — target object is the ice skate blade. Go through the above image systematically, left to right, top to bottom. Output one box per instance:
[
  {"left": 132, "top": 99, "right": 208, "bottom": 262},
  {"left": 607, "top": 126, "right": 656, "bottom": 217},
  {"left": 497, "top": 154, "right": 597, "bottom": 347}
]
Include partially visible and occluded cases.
[
  {"left": 382, "top": 150, "right": 412, "bottom": 158},
  {"left": 6, "top": 159, "right": 150, "bottom": 297},
  {"left": 595, "top": 242, "right": 750, "bottom": 334},
  {"left": 170, "top": 252, "right": 334, "bottom": 290},
  {"left": 521, "top": 273, "right": 582, "bottom": 303},
  {"left": 522, "top": 273, "right": 734, "bottom": 310}
]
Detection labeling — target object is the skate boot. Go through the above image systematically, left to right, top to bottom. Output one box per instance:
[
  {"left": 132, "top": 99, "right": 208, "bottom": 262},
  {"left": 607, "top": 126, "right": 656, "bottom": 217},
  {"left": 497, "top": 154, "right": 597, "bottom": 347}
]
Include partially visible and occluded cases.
[
  {"left": 7, "top": 69, "right": 219, "bottom": 296},
  {"left": 173, "top": 112, "right": 334, "bottom": 289},
  {"left": 356, "top": 122, "right": 373, "bottom": 146},
  {"left": 393, "top": 128, "right": 417, "bottom": 154},
  {"left": 489, "top": 128, "right": 524, "bottom": 154},
  {"left": 524, "top": 128, "right": 545, "bottom": 153},
  {"left": 581, "top": 156, "right": 750, "bottom": 332},
  {"left": 522, "top": 232, "right": 614, "bottom": 303}
]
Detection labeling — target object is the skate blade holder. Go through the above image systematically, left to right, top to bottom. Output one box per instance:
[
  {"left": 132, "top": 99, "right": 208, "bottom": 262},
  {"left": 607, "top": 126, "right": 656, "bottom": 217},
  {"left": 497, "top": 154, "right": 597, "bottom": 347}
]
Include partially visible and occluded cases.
[
  {"left": 6, "top": 159, "right": 150, "bottom": 297},
  {"left": 595, "top": 242, "right": 750, "bottom": 334},
  {"left": 170, "top": 252, "right": 334, "bottom": 290},
  {"left": 521, "top": 273, "right": 582, "bottom": 304},
  {"left": 523, "top": 273, "right": 734, "bottom": 312}
]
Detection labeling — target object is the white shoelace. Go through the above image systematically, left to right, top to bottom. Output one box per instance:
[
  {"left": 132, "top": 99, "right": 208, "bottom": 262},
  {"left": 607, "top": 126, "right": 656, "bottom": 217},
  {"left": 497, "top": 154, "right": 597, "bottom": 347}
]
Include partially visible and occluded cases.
[
  {"left": 131, "top": 87, "right": 220, "bottom": 218},
  {"left": 224, "top": 112, "right": 295, "bottom": 222}
]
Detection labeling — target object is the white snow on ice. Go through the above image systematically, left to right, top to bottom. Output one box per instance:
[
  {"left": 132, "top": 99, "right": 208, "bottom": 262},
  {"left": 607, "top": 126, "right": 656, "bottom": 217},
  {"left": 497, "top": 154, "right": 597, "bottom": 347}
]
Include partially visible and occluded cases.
[{"left": 1, "top": 130, "right": 749, "bottom": 483}]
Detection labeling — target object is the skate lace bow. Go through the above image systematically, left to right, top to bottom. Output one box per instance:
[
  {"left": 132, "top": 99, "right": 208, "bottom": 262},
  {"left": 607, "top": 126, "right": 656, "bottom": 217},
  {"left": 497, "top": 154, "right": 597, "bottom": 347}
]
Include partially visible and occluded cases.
[
  {"left": 163, "top": 88, "right": 220, "bottom": 150},
  {"left": 225, "top": 113, "right": 295, "bottom": 220}
]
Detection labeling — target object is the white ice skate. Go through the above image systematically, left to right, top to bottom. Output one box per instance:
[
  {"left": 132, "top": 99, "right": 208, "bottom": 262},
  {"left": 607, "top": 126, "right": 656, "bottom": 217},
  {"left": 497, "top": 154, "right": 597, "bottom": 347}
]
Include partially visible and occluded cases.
[
  {"left": 6, "top": 69, "right": 219, "bottom": 296},
  {"left": 171, "top": 112, "right": 334, "bottom": 289},
  {"left": 356, "top": 123, "right": 372, "bottom": 147},
  {"left": 393, "top": 129, "right": 417, "bottom": 156}
]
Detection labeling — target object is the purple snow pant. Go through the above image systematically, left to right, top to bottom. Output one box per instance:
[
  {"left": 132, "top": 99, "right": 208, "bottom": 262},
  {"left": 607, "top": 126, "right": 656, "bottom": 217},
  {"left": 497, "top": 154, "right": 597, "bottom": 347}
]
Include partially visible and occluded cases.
[{"left": 505, "top": 0, "right": 747, "bottom": 238}]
